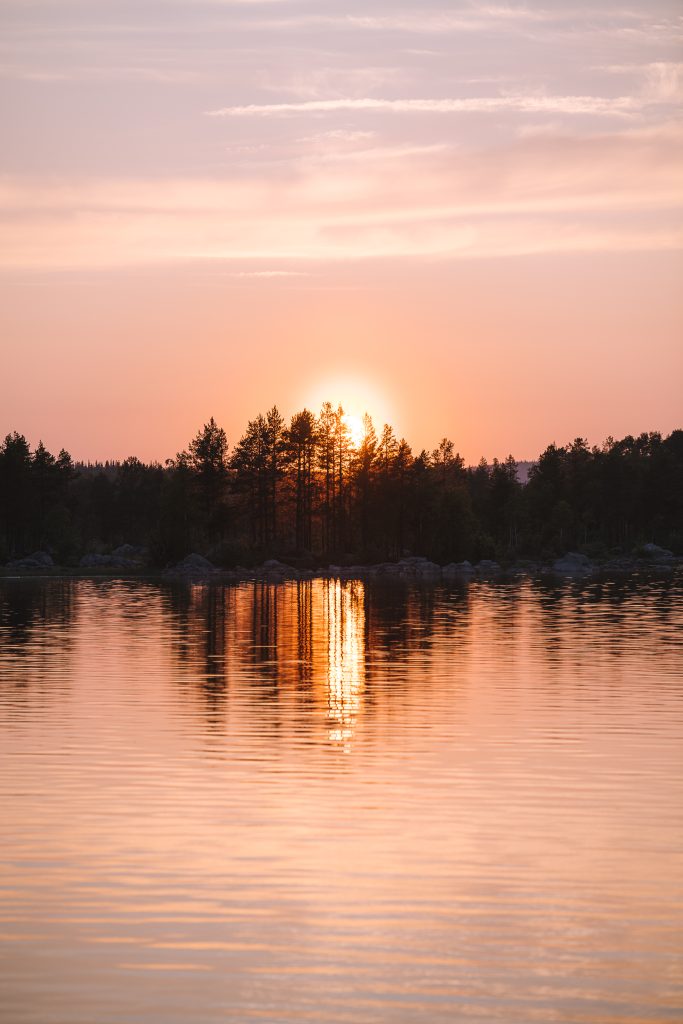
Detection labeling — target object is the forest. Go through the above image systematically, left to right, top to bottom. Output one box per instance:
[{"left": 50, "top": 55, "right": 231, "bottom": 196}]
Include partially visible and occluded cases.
[{"left": 1, "top": 404, "right": 682, "bottom": 567}]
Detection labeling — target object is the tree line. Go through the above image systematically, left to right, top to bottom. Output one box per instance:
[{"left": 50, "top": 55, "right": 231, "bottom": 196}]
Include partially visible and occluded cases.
[{"left": 1, "top": 405, "right": 681, "bottom": 566}]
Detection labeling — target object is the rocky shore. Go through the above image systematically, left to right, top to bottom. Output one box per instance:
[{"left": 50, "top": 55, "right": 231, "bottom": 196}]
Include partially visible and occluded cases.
[
  {"left": 2, "top": 545, "right": 680, "bottom": 583},
  {"left": 163, "top": 545, "right": 680, "bottom": 582}
]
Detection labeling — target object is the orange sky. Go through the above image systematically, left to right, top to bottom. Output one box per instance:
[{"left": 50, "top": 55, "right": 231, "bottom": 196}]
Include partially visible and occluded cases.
[{"left": 1, "top": 1, "right": 681, "bottom": 463}]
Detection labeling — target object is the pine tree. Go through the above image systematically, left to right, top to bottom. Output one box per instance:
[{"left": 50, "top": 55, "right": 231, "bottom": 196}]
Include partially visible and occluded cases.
[
  {"left": 316, "top": 402, "right": 336, "bottom": 554},
  {"left": 288, "top": 409, "right": 317, "bottom": 552},
  {"left": 352, "top": 413, "right": 378, "bottom": 556}
]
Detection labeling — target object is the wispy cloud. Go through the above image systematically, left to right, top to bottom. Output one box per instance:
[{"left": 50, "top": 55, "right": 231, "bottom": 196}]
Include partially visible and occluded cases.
[
  {"left": 2, "top": 2, "right": 681, "bottom": 272},
  {"left": 229, "top": 6, "right": 668, "bottom": 38},
  {"left": 601, "top": 61, "right": 683, "bottom": 102},
  {"left": 206, "top": 94, "right": 645, "bottom": 118},
  {"left": 2, "top": 121, "right": 680, "bottom": 269},
  {"left": 227, "top": 269, "right": 309, "bottom": 277}
]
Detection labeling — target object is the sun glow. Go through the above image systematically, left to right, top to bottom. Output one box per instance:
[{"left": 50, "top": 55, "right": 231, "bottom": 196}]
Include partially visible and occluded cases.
[
  {"left": 304, "top": 375, "right": 393, "bottom": 446},
  {"left": 342, "top": 413, "right": 365, "bottom": 449}
]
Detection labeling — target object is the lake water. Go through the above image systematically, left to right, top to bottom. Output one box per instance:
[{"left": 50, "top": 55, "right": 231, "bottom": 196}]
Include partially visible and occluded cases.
[{"left": 1, "top": 576, "right": 682, "bottom": 1023}]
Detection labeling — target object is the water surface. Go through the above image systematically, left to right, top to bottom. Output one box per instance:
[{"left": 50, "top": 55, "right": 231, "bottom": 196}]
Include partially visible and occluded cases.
[{"left": 1, "top": 577, "right": 682, "bottom": 1023}]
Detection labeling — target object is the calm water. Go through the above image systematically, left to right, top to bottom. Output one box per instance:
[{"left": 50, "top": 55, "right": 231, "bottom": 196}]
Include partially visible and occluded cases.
[{"left": 1, "top": 576, "right": 682, "bottom": 1023}]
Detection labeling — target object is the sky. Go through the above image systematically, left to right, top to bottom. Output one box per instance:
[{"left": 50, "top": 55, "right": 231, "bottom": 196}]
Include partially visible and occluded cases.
[{"left": 1, "top": 0, "right": 681, "bottom": 463}]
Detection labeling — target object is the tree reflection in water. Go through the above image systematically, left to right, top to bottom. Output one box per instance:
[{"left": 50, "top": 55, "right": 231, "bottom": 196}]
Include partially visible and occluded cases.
[{"left": 163, "top": 578, "right": 463, "bottom": 748}]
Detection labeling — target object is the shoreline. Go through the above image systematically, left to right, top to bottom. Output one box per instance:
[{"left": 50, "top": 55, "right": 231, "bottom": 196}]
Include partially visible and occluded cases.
[{"left": 1, "top": 553, "right": 681, "bottom": 584}]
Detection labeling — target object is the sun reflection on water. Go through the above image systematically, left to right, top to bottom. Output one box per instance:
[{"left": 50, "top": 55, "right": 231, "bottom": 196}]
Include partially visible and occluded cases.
[{"left": 324, "top": 580, "right": 365, "bottom": 748}]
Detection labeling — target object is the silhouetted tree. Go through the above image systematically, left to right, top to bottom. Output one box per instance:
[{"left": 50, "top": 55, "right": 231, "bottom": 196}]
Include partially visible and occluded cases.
[
  {"left": 317, "top": 402, "right": 336, "bottom": 553},
  {"left": 332, "top": 405, "right": 352, "bottom": 552},
  {"left": 264, "top": 406, "right": 286, "bottom": 547},
  {"left": 287, "top": 409, "right": 317, "bottom": 552},
  {"left": 352, "top": 413, "right": 378, "bottom": 557},
  {"left": 232, "top": 414, "right": 269, "bottom": 549},
  {"left": 2, "top": 416, "right": 682, "bottom": 566},
  {"left": 0, "top": 432, "right": 32, "bottom": 557}
]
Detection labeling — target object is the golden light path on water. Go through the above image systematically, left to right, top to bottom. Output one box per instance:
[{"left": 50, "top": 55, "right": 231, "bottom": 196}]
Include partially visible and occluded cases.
[
  {"left": 1, "top": 575, "right": 683, "bottom": 1023},
  {"left": 325, "top": 580, "right": 365, "bottom": 746}
]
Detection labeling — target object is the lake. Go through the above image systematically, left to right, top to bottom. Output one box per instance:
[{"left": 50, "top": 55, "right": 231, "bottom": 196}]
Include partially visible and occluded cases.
[{"left": 1, "top": 576, "right": 682, "bottom": 1023}]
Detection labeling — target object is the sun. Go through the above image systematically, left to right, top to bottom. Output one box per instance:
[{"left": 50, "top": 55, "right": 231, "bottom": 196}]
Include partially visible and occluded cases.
[{"left": 342, "top": 413, "right": 365, "bottom": 449}]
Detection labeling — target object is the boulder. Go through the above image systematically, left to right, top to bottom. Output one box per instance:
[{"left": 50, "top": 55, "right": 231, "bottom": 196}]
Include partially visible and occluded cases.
[
  {"left": 640, "top": 543, "right": 674, "bottom": 562},
  {"left": 112, "top": 544, "right": 146, "bottom": 560},
  {"left": 7, "top": 550, "right": 54, "bottom": 569},
  {"left": 31, "top": 551, "right": 54, "bottom": 567},
  {"left": 552, "top": 552, "right": 592, "bottom": 575},
  {"left": 79, "top": 553, "right": 137, "bottom": 569},
  {"left": 80, "top": 553, "right": 109, "bottom": 568},
  {"left": 168, "top": 553, "right": 216, "bottom": 576},
  {"left": 603, "top": 556, "right": 638, "bottom": 573},
  {"left": 398, "top": 558, "right": 440, "bottom": 577},
  {"left": 262, "top": 559, "right": 287, "bottom": 570},
  {"left": 475, "top": 559, "right": 502, "bottom": 575},
  {"left": 414, "top": 560, "right": 441, "bottom": 576},
  {"left": 443, "top": 560, "right": 475, "bottom": 577},
  {"left": 376, "top": 562, "right": 402, "bottom": 575}
]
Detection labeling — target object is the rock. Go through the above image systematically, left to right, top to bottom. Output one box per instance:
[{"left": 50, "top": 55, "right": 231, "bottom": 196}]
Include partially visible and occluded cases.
[
  {"left": 640, "top": 543, "right": 674, "bottom": 562},
  {"left": 112, "top": 544, "right": 146, "bottom": 560},
  {"left": 7, "top": 550, "right": 54, "bottom": 569},
  {"left": 32, "top": 551, "right": 54, "bottom": 567},
  {"left": 552, "top": 552, "right": 592, "bottom": 575},
  {"left": 79, "top": 553, "right": 137, "bottom": 569},
  {"left": 80, "top": 553, "right": 108, "bottom": 568},
  {"left": 167, "top": 553, "right": 216, "bottom": 576},
  {"left": 603, "top": 556, "right": 638, "bottom": 574},
  {"left": 397, "top": 558, "right": 440, "bottom": 577},
  {"left": 262, "top": 559, "right": 287, "bottom": 570},
  {"left": 476, "top": 559, "right": 502, "bottom": 575},
  {"left": 443, "top": 560, "right": 474, "bottom": 577},
  {"left": 416, "top": 561, "right": 441, "bottom": 576},
  {"left": 510, "top": 561, "right": 541, "bottom": 576},
  {"left": 376, "top": 562, "right": 402, "bottom": 575}
]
